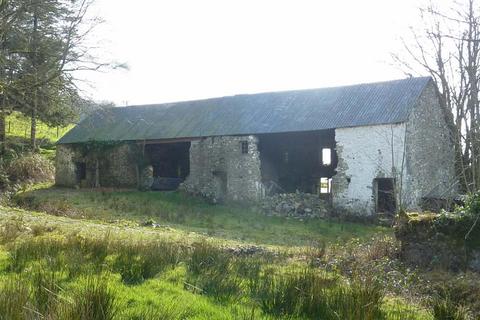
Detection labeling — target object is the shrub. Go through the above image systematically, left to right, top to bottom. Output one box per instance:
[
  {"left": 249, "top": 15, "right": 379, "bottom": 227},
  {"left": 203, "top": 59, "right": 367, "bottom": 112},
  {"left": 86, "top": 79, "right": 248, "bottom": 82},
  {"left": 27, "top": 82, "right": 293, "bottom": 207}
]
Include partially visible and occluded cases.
[
  {"left": 7, "top": 153, "right": 54, "bottom": 184},
  {"left": 0, "top": 216, "right": 26, "bottom": 244}
]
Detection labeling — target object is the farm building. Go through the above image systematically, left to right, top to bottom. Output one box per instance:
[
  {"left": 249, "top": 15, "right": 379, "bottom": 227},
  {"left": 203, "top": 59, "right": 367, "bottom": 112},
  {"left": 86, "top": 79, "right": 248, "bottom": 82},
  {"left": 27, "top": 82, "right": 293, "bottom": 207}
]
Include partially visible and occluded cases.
[{"left": 56, "top": 77, "right": 456, "bottom": 215}]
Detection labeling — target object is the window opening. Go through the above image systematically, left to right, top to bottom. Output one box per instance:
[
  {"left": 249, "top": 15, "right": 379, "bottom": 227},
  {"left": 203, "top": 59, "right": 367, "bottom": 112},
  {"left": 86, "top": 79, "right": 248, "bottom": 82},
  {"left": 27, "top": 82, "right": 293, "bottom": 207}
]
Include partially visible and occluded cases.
[
  {"left": 241, "top": 141, "right": 249, "bottom": 154},
  {"left": 322, "top": 148, "right": 332, "bottom": 166},
  {"left": 319, "top": 177, "right": 331, "bottom": 194}
]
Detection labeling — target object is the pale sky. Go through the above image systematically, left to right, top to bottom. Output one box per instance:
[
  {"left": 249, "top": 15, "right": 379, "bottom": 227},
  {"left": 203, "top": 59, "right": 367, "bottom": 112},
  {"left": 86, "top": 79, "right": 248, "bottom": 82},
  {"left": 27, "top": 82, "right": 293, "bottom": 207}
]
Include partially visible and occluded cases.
[{"left": 78, "top": 0, "right": 431, "bottom": 106}]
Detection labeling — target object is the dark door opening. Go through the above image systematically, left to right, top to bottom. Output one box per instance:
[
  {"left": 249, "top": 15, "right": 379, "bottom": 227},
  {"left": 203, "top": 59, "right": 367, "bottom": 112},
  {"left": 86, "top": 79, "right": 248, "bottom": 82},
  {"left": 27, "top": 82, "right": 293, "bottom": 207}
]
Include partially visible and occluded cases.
[
  {"left": 144, "top": 142, "right": 190, "bottom": 190},
  {"left": 75, "top": 162, "right": 86, "bottom": 184},
  {"left": 375, "top": 178, "right": 396, "bottom": 213}
]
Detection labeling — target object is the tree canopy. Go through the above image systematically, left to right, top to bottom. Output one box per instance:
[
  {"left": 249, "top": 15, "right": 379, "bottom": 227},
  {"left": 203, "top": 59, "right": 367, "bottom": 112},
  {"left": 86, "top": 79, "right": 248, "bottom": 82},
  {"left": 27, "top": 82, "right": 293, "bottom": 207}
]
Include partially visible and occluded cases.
[{"left": 0, "top": 0, "right": 115, "bottom": 151}]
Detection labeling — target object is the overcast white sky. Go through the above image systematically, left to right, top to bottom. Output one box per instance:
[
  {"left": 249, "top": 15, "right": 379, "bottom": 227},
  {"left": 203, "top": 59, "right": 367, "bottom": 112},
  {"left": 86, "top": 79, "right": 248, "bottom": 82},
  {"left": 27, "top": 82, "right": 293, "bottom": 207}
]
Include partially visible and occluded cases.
[{"left": 79, "top": 0, "right": 431, "bottom": 106}]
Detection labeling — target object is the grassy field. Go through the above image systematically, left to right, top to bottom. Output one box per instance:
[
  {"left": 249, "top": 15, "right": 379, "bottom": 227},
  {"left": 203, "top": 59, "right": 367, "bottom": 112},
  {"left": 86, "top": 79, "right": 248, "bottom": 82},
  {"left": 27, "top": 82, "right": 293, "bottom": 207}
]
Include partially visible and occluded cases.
[
  {"left": 4, "top": 112, "right": 73, "bottom": 161},
  {"left": 6, "top": 112, "right": 72, "bottom": 143},
  {"left": 3, "top": 186, "right": 454, "bottom": 319},
  {"left": 15, "top": 187, "right": 388, "bottom": 248},
  {"left": 0, "top": 202, "right": 433, "bottom": 320}
]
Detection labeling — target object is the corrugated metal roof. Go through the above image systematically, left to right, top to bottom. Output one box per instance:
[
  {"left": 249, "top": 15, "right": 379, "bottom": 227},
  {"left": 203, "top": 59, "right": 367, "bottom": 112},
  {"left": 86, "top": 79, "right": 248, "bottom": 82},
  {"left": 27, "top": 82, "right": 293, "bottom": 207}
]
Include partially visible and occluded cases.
[{"left": 58, "top": 77, "right": 432, "bottom": 144}]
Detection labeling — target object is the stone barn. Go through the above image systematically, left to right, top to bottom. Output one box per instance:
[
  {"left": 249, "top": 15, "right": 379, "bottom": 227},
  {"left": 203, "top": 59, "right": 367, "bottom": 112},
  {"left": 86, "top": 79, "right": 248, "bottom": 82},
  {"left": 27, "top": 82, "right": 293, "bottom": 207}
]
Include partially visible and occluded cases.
[{"left": 56, "top": 77, "right": 457, "bottom": 215}]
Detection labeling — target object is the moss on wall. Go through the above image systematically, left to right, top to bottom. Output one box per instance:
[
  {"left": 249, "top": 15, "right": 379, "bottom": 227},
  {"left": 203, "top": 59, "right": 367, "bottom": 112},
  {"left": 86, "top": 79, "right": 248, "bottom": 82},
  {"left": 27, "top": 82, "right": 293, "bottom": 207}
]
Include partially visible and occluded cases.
[{"left": 395, "top": 205, "right": 480, "bottom": 272}]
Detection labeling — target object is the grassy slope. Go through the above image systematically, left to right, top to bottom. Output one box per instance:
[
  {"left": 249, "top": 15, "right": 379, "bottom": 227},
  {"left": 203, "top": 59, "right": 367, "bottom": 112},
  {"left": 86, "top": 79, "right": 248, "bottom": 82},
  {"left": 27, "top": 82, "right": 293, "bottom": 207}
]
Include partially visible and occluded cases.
[
  {"left": 6, "top": 111, "right": 72, "bottom": 142},
  {"left": 5, "top": 112, "right": 73, "bottom": 161},
  {"left": 17, "top": 187, "right": 389, "bottom": 248},
  {"left": 0, "top": 206, "right": 432, "bottom": 320}
]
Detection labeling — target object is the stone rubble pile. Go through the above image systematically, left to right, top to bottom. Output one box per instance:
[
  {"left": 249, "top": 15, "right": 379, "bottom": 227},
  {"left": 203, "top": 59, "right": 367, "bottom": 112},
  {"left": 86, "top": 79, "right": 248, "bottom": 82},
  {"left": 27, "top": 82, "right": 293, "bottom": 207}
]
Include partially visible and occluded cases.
[
  {"left": 260, "top": 192, "right": 330, "bottom": 218},
  {"left": 225, "top": 245, "right": 266, "bottom": 256}
]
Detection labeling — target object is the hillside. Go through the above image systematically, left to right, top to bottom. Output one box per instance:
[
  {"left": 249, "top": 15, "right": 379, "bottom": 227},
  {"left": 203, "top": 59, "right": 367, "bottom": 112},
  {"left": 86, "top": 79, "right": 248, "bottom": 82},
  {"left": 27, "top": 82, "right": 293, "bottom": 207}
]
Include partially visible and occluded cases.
[
  {"left": 6, "top": 112, "right": 72, "bottom": 143},
  {"left": 1, "top": 191, "right": 434, "bottom": 320}
]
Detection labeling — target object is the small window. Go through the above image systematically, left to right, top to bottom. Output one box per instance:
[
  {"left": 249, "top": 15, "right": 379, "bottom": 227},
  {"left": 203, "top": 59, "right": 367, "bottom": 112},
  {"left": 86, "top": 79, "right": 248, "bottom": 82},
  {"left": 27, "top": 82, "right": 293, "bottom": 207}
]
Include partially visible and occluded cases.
[
  {"left": 241, "top": 141, "right": 249, "bottom": 154},
  {"left": 321, "top": 148, "right": 332, "bottom": 166},
  {"left": 284, "top": 151, "right": 289, "bottom": 163},
  {"left": 319, "top": 177, "right": 331, "bottom": 194}
]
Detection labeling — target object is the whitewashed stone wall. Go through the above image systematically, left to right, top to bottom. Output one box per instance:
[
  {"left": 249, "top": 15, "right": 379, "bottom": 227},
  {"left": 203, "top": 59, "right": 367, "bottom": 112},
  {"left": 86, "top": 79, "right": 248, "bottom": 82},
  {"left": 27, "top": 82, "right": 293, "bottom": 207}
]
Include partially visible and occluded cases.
[
  {"left": 332, "top": 81, "right": 457, "bottom": 215},
  {"left": 332, "top": 124, "right": 407, "bottom": 215}
]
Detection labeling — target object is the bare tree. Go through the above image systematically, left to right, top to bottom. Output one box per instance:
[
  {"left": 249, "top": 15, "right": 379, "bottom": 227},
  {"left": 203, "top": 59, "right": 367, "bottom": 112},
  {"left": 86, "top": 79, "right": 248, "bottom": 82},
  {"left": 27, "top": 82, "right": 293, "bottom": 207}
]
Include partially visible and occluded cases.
[{"left": 393, "top": 0, "right": 480, "bottom": 193}]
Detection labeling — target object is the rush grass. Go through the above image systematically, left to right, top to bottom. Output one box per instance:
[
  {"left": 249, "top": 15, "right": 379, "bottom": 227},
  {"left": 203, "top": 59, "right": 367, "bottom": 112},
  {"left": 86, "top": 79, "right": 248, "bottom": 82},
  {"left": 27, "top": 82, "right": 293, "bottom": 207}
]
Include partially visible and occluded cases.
[{"left": 0, "top": 215, "right": 434, "bottom": 320}]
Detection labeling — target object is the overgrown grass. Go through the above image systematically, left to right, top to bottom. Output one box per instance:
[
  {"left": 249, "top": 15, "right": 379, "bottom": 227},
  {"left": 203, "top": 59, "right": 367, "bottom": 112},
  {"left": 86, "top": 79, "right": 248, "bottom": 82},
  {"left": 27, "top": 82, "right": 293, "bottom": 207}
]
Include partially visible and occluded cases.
[
  {"left": 15, "top": 187, "right": 389, "bottom": 247},
  {"left": 0, "top": 213, "right": 434, "bottom": 320}
]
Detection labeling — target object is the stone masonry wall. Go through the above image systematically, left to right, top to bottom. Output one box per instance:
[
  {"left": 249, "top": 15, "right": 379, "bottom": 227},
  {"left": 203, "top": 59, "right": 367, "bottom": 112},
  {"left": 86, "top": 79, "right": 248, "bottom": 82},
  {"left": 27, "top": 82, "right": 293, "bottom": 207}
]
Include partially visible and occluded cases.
[
  {"left": 332, "top": 81, "right": 457, "bottom": 215},
  {"left": 403, "top": 81, "right": 457, "bottom": 207},
  {"left": 332, "top": 124, "right": 407, "bottom": 215},
  {"left": 181, "top": 135, "right": 263, "bottom": 202},
  {"left": 55, "top": 143, "right": 138, "bottom": 188},
  {"left": 98, "top": 143, "right": 138, "bottom": 188},
  {"left": 55, "top": 144, "right": 78, "bottom": 187},
  {"left": 395, "top": 212, "right": 480, "bottom": 272}
]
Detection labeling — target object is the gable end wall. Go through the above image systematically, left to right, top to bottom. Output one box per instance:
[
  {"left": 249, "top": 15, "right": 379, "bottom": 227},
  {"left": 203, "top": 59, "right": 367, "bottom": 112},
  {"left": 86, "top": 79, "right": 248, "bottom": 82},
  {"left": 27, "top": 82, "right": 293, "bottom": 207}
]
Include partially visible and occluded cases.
[{"left": 403, "top": 81, "right": 457, "bottom": 206}]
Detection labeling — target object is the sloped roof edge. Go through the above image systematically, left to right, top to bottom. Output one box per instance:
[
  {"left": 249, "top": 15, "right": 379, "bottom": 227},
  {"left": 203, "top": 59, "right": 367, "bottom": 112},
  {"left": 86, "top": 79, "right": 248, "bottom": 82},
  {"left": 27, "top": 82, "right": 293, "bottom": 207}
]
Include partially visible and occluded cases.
[{"left": 58, "top": 76, "right": 432, "bottom": 144}]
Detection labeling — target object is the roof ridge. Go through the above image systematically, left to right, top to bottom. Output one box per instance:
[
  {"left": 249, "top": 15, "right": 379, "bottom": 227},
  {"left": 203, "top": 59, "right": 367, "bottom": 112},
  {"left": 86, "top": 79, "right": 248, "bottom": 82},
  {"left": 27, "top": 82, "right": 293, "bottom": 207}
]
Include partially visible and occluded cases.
[
  {"left": 58, "top": 76, "right": 432, "bottom": 144},
  {"left": 116, "top": 76, "right": 431, "bottom": 110}
]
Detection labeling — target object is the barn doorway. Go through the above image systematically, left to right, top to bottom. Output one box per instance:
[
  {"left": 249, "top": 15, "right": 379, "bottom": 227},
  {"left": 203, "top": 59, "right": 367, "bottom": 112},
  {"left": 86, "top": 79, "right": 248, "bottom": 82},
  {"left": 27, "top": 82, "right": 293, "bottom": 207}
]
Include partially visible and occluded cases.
[
  {"left": 258, "top": 130, "right": 337, "bottom": 196},
  {"left": 144, "top": 141, "right": 190, "bottom": 190},
  {"left": 375, "top": 178, "right": 396, "bottom": 213}
]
